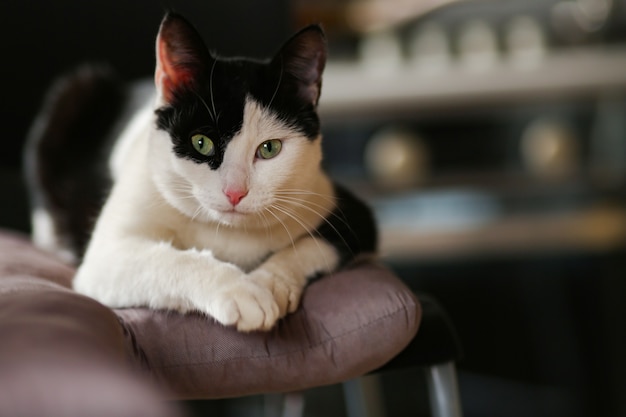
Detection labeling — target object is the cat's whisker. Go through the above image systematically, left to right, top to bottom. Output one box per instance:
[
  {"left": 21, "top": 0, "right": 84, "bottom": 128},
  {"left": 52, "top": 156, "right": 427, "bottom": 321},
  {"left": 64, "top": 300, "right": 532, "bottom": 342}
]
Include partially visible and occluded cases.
[
  {"left": 268, "top": 57, "right": 283, "bottom": 109},
  {"left": 209, "top": 59, "right": 218, "bottom": 123},
  {"left": 194, "top": 91, "right": 216, "bottom": 124},
  {"left": 277, "top": 188, "right": 331, "bottom": 195},
  {"left": 276, "top": 189, "right": 337, "bottom": 205},
  {"left": 273, "top": 190, "right": 338, "bottom": 219},
  {"left": 276, "top": 191, "right": 355, "bottom": 230},
  {"left": 141, "top": 194, "right": 173, "bottom": 212},
  {"left": 273, "top": 194, "right": 331, "bottom": 213},
  {"left": 274, "top": 194, "right": 349, "bottom": 229},
  {"left": 273, "top": 196, "right": 356, "bottom": 260},
  {"left": 273, "top": 197, "right": 327, "bottom": 224},
  {"left": 271, "top": 202, "right": 313, "bottom": 228},
  {"left": 270, "top": 203, "right": 333, "bottom": 273},
  {"left": 190, "top": 205, "right": 206, "bottom": 223},
  {"left": 264, "top": 206, "right": 297, "bottom": 253},
  {"left": 255, "top": 210, "right": 273, "bottom": 243},
  {"left": 214, "top": 216, "right": 222, "bottom": 241}
]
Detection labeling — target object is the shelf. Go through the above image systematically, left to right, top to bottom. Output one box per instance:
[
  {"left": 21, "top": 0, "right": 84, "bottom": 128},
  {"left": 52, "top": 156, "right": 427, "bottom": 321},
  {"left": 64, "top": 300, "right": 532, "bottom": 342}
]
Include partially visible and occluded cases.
[
  {"left": 319, "top": 47, "right": 626, "bottom": 122},
  {"left": 378, "top": 204, "right": 626, "bottom": 262}
]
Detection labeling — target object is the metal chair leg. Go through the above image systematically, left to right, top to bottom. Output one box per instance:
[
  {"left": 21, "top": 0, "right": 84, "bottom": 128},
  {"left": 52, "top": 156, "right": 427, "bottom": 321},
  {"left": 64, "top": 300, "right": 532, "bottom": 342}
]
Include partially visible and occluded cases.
[
  {"left": 270, "top": 362, "right": 462, "bottom": 417},
  {"left": 425, "top": 362, "right": 463, "bottom": 417},
  {"left": 342, "top": 375, "right": 387, "bottom": 417},
  {"left": 263, "top": 392, "right": 305, "bottom": 417},
  {"left": 281, "top": 392, "right": 305, "bottom": 417}
]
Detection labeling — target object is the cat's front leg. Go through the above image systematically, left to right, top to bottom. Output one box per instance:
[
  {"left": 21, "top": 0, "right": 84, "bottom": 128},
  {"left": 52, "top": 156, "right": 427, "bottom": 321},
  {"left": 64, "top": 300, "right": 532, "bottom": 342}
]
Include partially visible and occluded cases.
[
  {"left": 247, "top": 237, "right": 340, "bottom": 318},
  {"left": 74, "top": 238, "right": 281, "bottom": 332},
  {"left": 193, "top": 261, "right": 282, "bottom": 332}
]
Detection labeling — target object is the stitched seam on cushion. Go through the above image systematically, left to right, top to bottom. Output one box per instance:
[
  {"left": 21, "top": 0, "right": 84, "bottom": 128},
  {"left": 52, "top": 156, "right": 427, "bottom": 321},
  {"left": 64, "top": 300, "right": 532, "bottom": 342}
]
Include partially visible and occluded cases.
[
  {"left": 153, "top": 300, "right": 417, "bottom": 370},
  {"left": 117, "top": 315, "right": 152, "bottom": 371}
]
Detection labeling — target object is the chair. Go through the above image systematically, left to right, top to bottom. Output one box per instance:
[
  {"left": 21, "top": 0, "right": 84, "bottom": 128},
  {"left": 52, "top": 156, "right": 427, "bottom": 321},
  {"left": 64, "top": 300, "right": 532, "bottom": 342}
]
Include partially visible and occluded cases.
[
  {"left": 0, "top": 229, "right": 462, "bottom": 417},
  {"left": 342, "top": 294, "right": 463, "bottom": 417},
  {"left": 268, "top": 295, "right": 464, "bottom": 417}
]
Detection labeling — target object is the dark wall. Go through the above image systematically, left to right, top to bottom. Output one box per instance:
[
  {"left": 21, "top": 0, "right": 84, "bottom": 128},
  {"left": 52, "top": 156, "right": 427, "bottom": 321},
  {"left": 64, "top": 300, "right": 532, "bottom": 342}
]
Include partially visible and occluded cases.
[
  {"left": 0, "top": 0, "right": 291, "bottom": 230},
  {"left": 1, "top": 0, "right": 291, "bottom": 169}
]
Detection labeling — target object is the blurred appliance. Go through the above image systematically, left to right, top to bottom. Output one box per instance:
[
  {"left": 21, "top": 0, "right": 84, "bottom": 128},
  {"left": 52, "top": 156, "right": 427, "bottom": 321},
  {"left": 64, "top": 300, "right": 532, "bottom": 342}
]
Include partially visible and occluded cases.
[{"left": 312, "top": 0, "right": 626, "bottom": 262}]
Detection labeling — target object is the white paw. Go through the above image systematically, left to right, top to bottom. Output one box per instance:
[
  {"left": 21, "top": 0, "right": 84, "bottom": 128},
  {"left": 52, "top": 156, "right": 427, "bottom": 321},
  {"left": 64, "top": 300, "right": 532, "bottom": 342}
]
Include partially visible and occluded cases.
[
  {"left": 197, "top": 264, "right": 280, "bottom": 332},
  {"left": 247, "top": 267, "right": 305, "bottom": 319},
  {"left": 212, "top": 281, "right": 280, "bottom": 332}
]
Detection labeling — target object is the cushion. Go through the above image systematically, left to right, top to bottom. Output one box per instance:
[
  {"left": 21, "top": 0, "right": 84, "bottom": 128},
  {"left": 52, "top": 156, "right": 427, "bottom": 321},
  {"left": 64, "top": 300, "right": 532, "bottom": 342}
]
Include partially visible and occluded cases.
[
  {"left": 0, "top": 229, "right": 420, "bottom": 406},
  {"left": 0, "top": 230, "right": 182, "bottom": 417}
]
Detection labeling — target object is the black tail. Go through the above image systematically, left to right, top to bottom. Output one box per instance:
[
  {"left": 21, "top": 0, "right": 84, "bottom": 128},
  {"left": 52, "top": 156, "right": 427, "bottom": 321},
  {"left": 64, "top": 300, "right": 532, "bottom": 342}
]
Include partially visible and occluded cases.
[{"left": 24, "top": 66, "right": 126, "bottom": 261}]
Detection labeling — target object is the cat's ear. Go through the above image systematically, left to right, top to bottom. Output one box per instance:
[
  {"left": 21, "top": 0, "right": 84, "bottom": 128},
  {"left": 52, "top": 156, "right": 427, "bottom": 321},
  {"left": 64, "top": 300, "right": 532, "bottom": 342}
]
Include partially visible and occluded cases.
[
  {"left": 155, "top": 12, "right": 211, "bottom": 103},
  {"left": 273, "top": 25, "right": 327, "bottom": 107}
]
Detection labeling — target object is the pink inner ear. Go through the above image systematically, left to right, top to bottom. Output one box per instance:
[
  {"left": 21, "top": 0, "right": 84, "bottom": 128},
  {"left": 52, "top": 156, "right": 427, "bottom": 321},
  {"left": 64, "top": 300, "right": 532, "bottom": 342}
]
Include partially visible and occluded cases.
[{"left": 155, "top": 35, "right": 195, "bottom": 103}]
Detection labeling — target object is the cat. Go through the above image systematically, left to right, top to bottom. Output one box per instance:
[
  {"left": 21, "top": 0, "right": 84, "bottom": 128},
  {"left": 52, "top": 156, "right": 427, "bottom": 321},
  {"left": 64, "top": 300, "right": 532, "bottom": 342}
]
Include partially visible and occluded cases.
[{"left": 24, "top": 12, "right": 377, "bottom": 332}]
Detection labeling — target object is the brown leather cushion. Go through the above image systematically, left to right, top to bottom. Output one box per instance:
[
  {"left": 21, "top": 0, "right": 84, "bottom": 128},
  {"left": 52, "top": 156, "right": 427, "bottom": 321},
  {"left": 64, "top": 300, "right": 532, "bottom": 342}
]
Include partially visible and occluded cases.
[{"left": 0, "top": 230, "right": 420, "bottom": 412}]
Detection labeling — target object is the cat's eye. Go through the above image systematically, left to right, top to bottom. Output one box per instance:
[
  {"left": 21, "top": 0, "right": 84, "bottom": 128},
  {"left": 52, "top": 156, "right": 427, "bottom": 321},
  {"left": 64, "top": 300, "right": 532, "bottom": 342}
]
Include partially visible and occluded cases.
[
  {"left": 191, "top": 134, "right": 215, "bottom": 156},
  {"left": 256, "top": 139, "right": 282, "bottom": 160}
]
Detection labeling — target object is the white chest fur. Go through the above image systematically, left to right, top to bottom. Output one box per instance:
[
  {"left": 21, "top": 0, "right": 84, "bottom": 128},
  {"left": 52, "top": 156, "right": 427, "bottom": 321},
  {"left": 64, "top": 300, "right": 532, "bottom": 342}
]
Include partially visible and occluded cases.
[{"left": 75, "top": 97, "right": 340, "bottom": 332}]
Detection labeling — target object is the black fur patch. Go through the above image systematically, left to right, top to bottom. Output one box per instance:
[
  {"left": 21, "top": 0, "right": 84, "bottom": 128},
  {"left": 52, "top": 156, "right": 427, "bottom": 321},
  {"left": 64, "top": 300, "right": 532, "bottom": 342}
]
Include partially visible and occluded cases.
[
  {"left": 155, "top": 56, "right": 321, "bottom": 170},
  {"left": 24, "top": 66, "right": 125, "bottom": 259},
  {"left": 315, "top": 184, "right": 378, "bottom": 267}
]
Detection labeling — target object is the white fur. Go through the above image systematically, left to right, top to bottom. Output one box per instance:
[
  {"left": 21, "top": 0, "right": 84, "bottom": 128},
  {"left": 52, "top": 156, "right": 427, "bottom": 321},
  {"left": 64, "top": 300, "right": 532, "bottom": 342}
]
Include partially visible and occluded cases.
[
  {"left": 73, "top": 97, "right": 339, "bottom": 331},
  {"left": 31, "top": 208, "right": 76, "bottom": 264}
]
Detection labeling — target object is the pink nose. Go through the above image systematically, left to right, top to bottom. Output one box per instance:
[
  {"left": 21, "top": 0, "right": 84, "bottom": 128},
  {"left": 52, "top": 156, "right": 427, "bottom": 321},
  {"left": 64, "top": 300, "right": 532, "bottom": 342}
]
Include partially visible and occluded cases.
[{"left": 224, "top": 188, "right": 248, "bottom": 206}]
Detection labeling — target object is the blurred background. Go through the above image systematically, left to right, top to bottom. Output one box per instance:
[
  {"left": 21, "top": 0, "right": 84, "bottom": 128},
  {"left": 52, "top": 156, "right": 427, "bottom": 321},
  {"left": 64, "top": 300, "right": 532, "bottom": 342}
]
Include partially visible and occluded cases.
[{"left": 2, "top": 0, "right": 626, "bottom": 416}]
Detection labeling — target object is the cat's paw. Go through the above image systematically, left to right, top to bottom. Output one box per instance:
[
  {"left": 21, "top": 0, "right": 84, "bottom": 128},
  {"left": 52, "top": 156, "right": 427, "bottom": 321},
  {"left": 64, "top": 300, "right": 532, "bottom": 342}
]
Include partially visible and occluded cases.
[
  {"left": 201, "top": 265, "right": 280, "bottom": 332},
  {"left": 247, "top": 267, "right": 306, "bottom": 319}
]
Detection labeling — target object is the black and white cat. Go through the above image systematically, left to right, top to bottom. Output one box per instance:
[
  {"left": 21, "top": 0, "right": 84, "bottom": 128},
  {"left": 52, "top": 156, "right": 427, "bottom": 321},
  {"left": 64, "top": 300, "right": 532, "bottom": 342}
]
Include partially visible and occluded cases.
[{"left": 25, "top": 13, "right": 377, "bottom": 332}]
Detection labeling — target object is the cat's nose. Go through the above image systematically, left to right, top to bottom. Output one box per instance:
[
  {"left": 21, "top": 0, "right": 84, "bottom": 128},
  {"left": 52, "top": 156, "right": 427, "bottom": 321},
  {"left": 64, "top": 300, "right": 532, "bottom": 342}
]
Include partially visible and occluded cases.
[{"left": 224, "top": 188, "right": 248, "bottom": 206}]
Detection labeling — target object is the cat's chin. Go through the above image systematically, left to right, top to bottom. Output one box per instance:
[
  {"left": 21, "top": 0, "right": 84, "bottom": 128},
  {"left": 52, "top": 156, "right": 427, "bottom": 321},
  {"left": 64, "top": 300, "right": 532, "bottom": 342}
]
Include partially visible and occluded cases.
[{"left": 210, "top": 208, "right": 258, "bottom": 228}]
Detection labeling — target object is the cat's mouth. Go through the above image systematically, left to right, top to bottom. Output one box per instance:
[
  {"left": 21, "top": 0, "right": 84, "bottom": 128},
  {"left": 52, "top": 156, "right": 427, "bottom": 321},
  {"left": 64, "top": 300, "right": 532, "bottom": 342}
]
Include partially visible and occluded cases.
[
  {"left": 204, "top": 198, "right": 269, "bottom": 226},
  {"left": 213, "top": 203, "right": 274, "bottom": 228},
  {"left": 215, "top": 206, "right": 252, "bottom": 222},
  {"left": 222, "top": 207, "right": 243, "bottom": 215}
]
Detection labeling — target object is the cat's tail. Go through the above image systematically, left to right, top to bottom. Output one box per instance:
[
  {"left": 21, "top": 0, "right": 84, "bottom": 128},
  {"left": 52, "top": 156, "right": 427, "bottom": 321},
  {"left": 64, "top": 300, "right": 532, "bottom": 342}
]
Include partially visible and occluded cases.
[{"left": 23, "top": 65, "right": 126, "bottom": 263}]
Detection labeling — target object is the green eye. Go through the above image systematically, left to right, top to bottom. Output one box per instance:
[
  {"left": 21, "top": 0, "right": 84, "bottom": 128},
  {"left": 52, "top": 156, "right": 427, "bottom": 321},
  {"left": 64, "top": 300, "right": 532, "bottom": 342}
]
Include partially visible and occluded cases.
[
  {"left": 191, "top": 134, "right": 215, "bottom": 156},
  {"left": 256, "top": 139, "right": 282, "bottom": 160}
]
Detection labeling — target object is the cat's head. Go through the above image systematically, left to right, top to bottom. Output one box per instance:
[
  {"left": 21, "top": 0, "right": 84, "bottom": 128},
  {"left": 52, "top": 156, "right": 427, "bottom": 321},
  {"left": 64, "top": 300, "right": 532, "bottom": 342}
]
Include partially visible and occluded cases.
[{"left": 149, "top": 12, "right": 328, "bottom": 228}]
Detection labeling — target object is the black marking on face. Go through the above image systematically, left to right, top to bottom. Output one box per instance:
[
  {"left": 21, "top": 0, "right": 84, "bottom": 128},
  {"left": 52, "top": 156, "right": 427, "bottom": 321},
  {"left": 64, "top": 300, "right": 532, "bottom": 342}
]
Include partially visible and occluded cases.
[
  {"left": 154, "top": 14, "right": 326, "bottom": 169},
  {"left": 155, "top": 56, "right": 321, "bottom": 170},
  {"left": 155, "top": 61, "right": 248, "bottom": 170}
]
